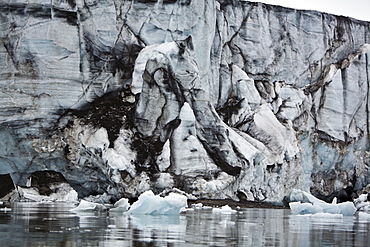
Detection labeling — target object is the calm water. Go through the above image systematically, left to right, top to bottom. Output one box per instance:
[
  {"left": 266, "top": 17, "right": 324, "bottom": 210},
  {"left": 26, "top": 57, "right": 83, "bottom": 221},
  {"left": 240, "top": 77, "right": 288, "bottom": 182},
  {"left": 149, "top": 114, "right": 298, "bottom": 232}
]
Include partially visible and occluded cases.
[{"left": 0, "top": 202, "right": 369, "bottom": 246}]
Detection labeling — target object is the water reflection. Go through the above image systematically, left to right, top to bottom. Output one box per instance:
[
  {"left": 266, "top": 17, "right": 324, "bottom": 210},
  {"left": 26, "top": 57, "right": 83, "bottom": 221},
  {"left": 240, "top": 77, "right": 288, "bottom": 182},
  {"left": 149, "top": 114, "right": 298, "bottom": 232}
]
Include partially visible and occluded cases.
[
  {"left": 0, "top": 202, "right": 369, "bottom": 246},
  {"left": 289, "top": 214, "right": 370, "bottom": 246}
]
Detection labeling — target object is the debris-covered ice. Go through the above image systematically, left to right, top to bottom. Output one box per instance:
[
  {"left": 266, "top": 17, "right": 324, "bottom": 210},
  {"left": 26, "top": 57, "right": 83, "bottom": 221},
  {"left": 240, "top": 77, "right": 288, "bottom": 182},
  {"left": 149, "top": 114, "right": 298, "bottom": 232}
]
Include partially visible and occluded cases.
[
  {"left": 20, "top": 183, "right": 78, "bottom": 202},
  {"left": 127, "top": 190, "right": 187, "bottom": 215}
]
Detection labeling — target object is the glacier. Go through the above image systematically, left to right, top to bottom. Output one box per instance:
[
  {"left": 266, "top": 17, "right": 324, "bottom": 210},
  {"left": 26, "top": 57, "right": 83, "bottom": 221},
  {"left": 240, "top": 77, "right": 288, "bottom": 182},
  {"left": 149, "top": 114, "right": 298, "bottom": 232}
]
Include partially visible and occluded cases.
[{"left": 0, "top": 0, "right": 370, "bottom": 204}]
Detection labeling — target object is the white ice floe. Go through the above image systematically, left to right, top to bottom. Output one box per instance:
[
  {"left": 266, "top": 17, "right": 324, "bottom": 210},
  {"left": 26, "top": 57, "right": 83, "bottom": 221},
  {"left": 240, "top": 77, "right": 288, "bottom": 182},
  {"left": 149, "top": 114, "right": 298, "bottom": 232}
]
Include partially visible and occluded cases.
[
  {"left": 127, "top": 190, "right": 187, "bottom": 215},
  {"left": 288, "top": 190, "right": 356, "bottom": 216},
  {"left": 110, "top": 198, "right": 130, "bottom": 212},
  {"left": 70, "top": 199, "right": 108, "bottom": 212},
  {"left": 289, "top": 201, "right": 356, "bottom": 216},
  {"left": 189, "top": 203, "right": 212, "bottom": 210},
  {"left": 191, "top": 203, "right": 204, "bottom": 209},
  {"left": 212, "top": 205, "right": 237, "bottom": 214},
  {"left": 0, "top": 207, "right": 11, "bottom": 212}
]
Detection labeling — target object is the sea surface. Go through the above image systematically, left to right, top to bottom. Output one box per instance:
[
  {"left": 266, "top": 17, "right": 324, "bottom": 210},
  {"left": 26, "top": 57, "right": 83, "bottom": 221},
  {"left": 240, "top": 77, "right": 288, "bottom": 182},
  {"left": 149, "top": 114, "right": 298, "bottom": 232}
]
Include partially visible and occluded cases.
[{"left": 0, "top": 202, "right": 369, "bottom": 246}]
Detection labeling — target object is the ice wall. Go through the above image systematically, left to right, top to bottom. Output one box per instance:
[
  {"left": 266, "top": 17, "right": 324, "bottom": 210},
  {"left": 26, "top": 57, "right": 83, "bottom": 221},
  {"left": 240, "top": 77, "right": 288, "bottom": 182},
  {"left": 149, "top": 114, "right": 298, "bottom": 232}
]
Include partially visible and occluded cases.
[{"left": 1, "top": 0, "right": 370, "bottom": 203}]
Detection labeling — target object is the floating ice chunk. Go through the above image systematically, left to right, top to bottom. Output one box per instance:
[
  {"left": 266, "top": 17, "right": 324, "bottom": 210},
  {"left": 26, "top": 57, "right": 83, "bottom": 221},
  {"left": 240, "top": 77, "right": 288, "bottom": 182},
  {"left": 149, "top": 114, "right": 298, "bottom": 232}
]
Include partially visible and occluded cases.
[
  {"left": 285, "top": 189, "right": 326, "bottom": 204},
  {"left": 287, "top": 189, "right": 356, "bottom": 216},
  {"left": 127, "top": 190, "right": 187, "bottom": 215},
  {"left": 110, "top": 198, "right": 130, "bottom": 212},
  {"left": 70, "top": 200, "right": 107, "bottom": 212},
  {"left": 289, "top": 201, "right": 356, "bottom": 216},
  {"left": 289, "top": 202, "right": 323, "bottom": 215},
  {"left": 337, "top": 202, "right": 357, "bottom": 216},
  {"left": 190, "top": 203, "right": 212, "bottom": 210},
  {"left": 191, "top": 203, "right": 204, "bottom": 209},
  {"left": 212, "top": 205, "right": 237, "bottom": 214},
  {"left": 0, "top": 207, "right": 11, "bottom": 212},
  {"left": 183, "top": 208, "right": 195, "bottom": 212}
]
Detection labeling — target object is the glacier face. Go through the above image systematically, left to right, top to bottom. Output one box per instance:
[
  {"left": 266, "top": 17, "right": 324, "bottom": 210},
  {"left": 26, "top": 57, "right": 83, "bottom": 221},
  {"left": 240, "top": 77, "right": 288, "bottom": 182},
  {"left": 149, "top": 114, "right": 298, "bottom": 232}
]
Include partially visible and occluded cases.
[{"left": 0, "top": 0, "right": 370, "bottom": 203}]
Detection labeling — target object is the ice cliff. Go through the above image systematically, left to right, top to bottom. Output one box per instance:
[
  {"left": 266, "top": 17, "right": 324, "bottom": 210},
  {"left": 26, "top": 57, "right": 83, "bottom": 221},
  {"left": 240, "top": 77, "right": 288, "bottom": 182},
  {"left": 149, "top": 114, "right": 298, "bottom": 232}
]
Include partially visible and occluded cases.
[{"left": 1, "top": 0, "right": 370, "bottom": 204}]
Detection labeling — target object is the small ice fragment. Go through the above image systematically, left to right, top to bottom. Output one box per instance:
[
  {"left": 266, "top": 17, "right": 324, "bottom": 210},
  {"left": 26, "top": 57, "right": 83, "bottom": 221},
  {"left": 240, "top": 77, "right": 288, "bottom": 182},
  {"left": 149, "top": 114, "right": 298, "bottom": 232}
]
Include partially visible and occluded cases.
[
  {"left": 70, "top": 200, "right": 107, "bottom": 212},
  {"left": 191, "top": 203, "right": 203, "bottom": 209},
  {"left": 212, "top": 205, "right": 237, "bottom": 214},
  {"left": 0, "top": 207, "right": 11, "bottom": 212},
  {"left": 183, "top": 208, "right": 195, "bottom": 212}
]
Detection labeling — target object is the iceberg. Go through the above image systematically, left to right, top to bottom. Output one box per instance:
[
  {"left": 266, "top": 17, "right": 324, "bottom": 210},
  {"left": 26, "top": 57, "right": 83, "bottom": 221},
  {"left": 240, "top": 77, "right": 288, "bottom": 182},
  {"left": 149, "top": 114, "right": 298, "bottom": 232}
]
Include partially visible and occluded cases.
[
  {"left": 127, "top": 190, "right": 187, "bottom": 215},
  {"left": 288, "top": 190, "right": 356, "bottom": 216},
  {"left": 110, "top": 198, "right": 130, "bottom": 212},
  {"left": 70, "top": 199, "right": 108, "bottom": 212},
  {"left": 289, "top": 201, "right": 356, "bottom": 216},
  {"left": 289, "top": 202, "right": 324, "bottom": 215}
]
